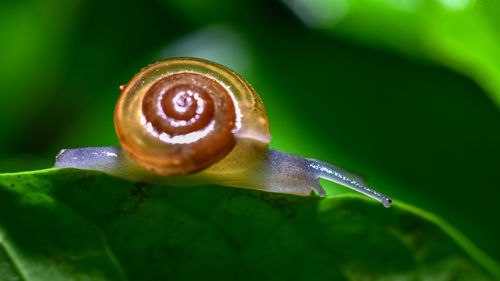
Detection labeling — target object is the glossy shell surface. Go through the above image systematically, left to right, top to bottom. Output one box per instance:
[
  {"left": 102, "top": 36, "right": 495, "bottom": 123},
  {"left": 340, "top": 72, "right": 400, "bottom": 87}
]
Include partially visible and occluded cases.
[{"left": 115, "top": 57, "right": 271, "bottom": 175}]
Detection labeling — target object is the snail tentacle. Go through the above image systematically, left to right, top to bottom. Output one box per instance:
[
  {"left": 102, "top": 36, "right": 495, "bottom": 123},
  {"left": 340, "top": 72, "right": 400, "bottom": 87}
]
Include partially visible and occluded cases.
[{"left": 307, "top": 158, "right": 392, "bottom": 207}]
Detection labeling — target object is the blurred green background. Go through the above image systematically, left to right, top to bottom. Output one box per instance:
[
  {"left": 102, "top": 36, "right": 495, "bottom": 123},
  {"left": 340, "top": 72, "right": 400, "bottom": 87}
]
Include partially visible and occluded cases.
[{"left": 1, "top": 0, "right": 499, "bottom": 266}]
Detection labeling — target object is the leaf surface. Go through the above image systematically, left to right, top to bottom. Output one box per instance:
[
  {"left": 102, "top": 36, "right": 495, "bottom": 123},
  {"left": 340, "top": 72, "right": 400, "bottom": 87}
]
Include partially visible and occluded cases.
[{"left": 0, "top": 169, "right": 498, "bottom": 280}]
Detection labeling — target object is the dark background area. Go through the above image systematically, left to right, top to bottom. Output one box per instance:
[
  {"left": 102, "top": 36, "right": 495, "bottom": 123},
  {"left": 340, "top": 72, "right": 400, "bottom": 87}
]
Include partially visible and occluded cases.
[{"left": 1, "top": 0, "right": 499, "bottom": 263}]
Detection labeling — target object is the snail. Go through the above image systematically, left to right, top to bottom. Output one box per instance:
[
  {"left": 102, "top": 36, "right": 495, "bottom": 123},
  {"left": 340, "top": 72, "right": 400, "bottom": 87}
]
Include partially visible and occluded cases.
[{"left": 54, "top": 57, "right": 392, "bottom": 208}]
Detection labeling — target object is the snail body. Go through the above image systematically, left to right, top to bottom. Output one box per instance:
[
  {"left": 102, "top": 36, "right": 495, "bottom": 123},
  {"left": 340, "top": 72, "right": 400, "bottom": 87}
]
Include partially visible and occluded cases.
[{"left": 55, "top": 58, "right": 392, "bottom": 207}]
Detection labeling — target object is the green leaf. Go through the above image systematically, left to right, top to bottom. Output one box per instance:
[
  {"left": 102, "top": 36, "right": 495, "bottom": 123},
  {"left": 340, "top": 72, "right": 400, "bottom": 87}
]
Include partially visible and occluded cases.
[
  {"left": 282, "top": 0, "right": 500, "bottom": 108},
  {"left": 0, "top": 169, "right": 498, "bottom": 280}
]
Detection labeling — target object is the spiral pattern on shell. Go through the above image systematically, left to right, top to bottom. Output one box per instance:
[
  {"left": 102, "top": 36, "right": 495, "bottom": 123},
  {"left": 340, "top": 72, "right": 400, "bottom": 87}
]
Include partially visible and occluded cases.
[{"left": 115, "top": 58, "right": 271, "bottom": 175}]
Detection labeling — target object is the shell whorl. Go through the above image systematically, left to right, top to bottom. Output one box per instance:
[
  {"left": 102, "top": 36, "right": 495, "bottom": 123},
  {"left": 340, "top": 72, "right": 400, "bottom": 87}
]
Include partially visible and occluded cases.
[{"left": 114, "top": 58, "right": 271, "bottom": 175}]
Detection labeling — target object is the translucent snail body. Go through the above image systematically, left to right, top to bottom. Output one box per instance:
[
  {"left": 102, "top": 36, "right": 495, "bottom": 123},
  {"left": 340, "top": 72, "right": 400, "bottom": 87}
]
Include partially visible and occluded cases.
[{"left": 54, "top": 57, "right": 392, "bottom": 208}]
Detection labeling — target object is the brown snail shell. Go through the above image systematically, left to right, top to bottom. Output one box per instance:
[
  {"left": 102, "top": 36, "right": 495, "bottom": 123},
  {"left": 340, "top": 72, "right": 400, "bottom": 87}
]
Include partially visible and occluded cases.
[{"left": 114, "top": 57, "right": 271, "bottom": 175}]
